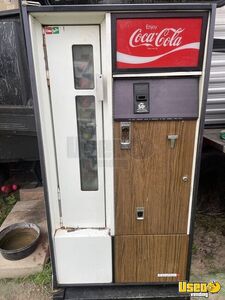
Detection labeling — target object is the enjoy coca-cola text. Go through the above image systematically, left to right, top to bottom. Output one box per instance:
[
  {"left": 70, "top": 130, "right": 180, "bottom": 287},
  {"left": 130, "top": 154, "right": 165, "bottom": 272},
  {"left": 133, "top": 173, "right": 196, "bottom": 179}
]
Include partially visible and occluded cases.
[{"left": 129, "top": 28, "right": 184, "bottom": 48}]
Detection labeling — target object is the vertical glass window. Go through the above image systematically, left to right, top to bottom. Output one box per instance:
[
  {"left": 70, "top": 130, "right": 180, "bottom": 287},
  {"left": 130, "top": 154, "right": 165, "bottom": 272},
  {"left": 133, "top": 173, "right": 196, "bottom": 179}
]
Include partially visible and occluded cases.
[
  {"left": 72, "top": 45, "right": 94, "bottom": 90},
  {"left": 76, "top": 96, "right": 98, "bottom": 191}
]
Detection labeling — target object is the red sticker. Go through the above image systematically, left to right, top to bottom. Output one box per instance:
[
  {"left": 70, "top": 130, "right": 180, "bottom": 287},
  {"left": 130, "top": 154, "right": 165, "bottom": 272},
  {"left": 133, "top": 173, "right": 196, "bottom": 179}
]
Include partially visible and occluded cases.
[
  {"left": 116, "top": 18, "right": 203, "bottom": 69},
  {"left": 44, "top": 26, "right": 60, "bottom": 35}
]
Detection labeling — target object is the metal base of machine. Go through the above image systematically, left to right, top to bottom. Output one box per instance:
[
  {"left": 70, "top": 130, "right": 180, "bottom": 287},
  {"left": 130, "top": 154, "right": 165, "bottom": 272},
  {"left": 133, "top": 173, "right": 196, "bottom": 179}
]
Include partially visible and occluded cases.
[{"left": 53, "top": 284, "right": 190, "bottom": 300}]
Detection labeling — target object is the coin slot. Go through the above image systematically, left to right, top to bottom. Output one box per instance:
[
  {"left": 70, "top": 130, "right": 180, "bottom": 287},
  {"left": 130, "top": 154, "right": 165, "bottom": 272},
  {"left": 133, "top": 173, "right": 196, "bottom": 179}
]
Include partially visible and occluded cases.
[
  {"left": 134, "top": 83, "right": 149, "bottom": 113},
  {"left": 136, "top": 95, "right": 147, "bottom": 101}
]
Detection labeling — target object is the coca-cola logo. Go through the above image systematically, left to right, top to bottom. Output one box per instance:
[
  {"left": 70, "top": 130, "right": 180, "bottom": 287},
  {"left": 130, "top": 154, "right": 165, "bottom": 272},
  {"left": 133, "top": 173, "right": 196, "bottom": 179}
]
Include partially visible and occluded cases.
[
  {"left": 116, "top": 17, "right": 203, "bottom": 69},
  {"left": 129, "top": 26, "right": 184, "bottom": 48}
]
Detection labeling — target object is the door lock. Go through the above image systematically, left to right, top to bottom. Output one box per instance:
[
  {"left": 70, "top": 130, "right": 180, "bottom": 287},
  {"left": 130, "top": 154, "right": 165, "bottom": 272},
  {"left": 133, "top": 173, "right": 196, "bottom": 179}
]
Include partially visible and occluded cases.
[
  {"left": 168, "top": 134, "right": 178, "bottom": 149},
  {"left": 182, "top": 176, "right": 189, "bottom": 182}
]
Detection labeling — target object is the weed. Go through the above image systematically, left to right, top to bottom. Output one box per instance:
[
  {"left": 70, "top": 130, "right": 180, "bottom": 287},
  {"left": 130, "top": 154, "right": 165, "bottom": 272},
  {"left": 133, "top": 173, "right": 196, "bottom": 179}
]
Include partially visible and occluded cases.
[
  {"left": 0, "top": 193, "right": 18, "bottom": 226},
  {"left": 192, "top": 243, "right": 198, "bottom": 255},
  {"left": 16, "top": 262, "right": 52, "bottom": 286}
]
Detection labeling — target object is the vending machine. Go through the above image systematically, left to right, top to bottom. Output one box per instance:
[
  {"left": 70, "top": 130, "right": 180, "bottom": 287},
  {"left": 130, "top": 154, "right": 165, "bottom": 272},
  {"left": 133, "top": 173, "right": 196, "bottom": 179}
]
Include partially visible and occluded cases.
[{"left": 21, "top": 1, "right": 216, "bottom": 299}]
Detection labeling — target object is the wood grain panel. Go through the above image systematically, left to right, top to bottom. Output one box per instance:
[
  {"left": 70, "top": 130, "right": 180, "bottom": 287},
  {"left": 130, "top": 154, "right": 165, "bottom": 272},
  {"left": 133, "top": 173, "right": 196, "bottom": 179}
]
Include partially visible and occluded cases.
[
  {"left": 114, "top": 120, "right": 196, "bottom": 235},
  {"left": 115, "top": 234, "right": 189, "bottom": 283}
]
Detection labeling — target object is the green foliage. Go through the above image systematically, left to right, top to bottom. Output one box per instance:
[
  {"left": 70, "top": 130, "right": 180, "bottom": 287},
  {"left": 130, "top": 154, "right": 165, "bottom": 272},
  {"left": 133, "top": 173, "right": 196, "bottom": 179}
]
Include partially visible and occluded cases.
[
  {"left": 0, "top": 193, "right": 18, "bottom": 226},
  {"left": 192, "top": 243, "right": 198, "bottom": 255},
  {"left": 16, "top": 263, "right": 52, "bottom": 286}
]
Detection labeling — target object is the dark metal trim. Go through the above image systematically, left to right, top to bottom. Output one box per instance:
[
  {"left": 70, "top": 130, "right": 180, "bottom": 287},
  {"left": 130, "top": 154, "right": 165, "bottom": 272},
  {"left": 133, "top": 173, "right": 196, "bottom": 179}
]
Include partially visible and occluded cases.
[
  {"left": 216, "top": 0, "right": 225, "bottom": 7},
  {"left": 25, "top": 3, "right": 213, "bottom": 13},
  {"left": 186, "top": 3, "right": 217, "bottom": 280},
  {"left": 20, "top": 4, "right": 58, "bottom": 289},
  {"left": 0, "top": 9, "right": 19, "bottom": 18},
  {"left": 111, "top": 12, "right": 208, "bottom": 74},
  {"left": 14, "top": 20, "right": 32, "bottom": 107},
  {"left": 213, "top": 38, "right": 225, "bottom": 52},
  {"left": 114, "top": 117, "right": 199, "bottom": 121},
  {"left": 205, "top": 123, "right": 225, "bottom": 129},
  {"left": 112, "top": 236, "right": 115, "bottom": 283},
  {"left": 57, "top": 282, "right": 180, "bottom": 288},
  {"left": 62, "top": 283, "right": 190, "bottom": 300},
  {"left": 53, "top": 289, "right": 65, "bottom": 300}
]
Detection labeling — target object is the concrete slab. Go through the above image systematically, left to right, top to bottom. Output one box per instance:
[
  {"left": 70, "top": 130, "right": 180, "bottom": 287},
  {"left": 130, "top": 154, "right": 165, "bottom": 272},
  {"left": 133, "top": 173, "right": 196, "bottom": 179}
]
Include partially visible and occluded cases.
[
  {"left": 19, "top": 187, "right": 44, "bottom": 202},
  {"left": 0, "top": 198, "right": 49, "bottom": 279}
]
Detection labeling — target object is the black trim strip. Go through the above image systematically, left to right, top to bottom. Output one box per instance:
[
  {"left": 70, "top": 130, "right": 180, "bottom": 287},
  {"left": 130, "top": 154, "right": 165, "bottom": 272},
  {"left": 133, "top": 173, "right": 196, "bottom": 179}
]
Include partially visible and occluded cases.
[
  {"left": 216, "top": 0, "right": 225, "bottom": 7},
  {"left": 25, "top": 3, "right": 213, "bottom": 12},
  {"left": 0, "top": 9, "right": 19, "bottom": 18},
  {"left": 213, "top": 38, "right": 225, "bottom": 52},
  {"left": 63, "top": 284, "right": 190, "bottom": 300}
]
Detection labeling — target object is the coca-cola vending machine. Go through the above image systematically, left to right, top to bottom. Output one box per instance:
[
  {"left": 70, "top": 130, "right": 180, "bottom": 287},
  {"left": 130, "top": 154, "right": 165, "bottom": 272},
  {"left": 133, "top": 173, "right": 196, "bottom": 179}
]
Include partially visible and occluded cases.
[{"left": 21, "top": 2, "right": 216, "bottom": 299}]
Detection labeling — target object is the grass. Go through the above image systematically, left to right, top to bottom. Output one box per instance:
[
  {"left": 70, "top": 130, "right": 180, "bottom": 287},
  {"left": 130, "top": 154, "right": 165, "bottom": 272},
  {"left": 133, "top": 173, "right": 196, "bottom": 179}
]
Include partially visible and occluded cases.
[
  {"left": 0, "top": 193, "right": 18, "bottom": 226},
  {"left": 192, "top": 243, "right": 198, "bottom": 255},
  {"left": 0, "top": 262, "right": 52, "bottom": 289},
  {"left": 15, "top": 262, "right": 52, "bottom": 286},
  {"left": 0, "top": 263, "right": 52, "bottom": 299}
]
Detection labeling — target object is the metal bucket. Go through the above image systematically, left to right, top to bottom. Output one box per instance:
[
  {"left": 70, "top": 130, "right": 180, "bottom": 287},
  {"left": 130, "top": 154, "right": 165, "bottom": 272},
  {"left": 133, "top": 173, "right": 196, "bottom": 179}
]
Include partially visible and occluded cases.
[{"left": 0, "top": 222, "right": 41, "bottom": 260}]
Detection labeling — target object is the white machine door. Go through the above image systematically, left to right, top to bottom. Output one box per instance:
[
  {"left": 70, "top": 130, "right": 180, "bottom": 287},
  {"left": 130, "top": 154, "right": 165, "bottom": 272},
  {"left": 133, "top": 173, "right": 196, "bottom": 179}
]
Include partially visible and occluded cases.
[{"left": 45, "top": 26, "right": 105, "bottom": 228}]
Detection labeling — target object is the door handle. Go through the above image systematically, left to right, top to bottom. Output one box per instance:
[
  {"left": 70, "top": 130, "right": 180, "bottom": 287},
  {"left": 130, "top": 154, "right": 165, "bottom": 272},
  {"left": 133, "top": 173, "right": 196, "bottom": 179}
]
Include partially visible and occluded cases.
[
  {"left": 96, "top": 74, "right": 104, "bottom": 102},
  {"left": 120, "top": 122, "right": 131, "bottom": 149},
  {"left": 168, "top": 134, "right": 178, "bottom": 149}
]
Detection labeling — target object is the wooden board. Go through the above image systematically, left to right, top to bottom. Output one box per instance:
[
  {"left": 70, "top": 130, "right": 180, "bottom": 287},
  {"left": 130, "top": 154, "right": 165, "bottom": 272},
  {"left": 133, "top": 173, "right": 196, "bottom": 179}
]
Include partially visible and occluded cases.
[
  {"left": 0, "top": 1, "right": 18, "bottom": 11},
  {"left": 114, "top": 120, "right": 196, "bottom": 235},
  {"left": 19, "top": 187, "right": 44, "bottom": 201},
  {"left": 114, "top": 234, "right": 189, "bottom": 283}
]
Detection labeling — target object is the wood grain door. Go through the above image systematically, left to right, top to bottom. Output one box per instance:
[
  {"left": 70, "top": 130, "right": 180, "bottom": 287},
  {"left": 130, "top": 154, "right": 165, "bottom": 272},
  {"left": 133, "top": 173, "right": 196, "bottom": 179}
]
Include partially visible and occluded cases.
[
  {"left": 114, "top": 120, "right": 196, "bottom": 235},
  {"left": 115, "top": 234, "right": 189, "bottom": 283}
]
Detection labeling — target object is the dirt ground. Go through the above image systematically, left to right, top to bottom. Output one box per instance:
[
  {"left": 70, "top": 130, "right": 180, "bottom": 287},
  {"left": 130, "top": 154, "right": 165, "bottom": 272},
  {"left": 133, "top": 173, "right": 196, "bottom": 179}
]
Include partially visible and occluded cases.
[
  {"left": 190, "top": 214, "right": 225, "bottom": 299},
  {"left": 0, "top": 262, "right": 52, "bottom": 300},
  {"left": 0, "top": 280, "right": 51, "bottom": 300}
]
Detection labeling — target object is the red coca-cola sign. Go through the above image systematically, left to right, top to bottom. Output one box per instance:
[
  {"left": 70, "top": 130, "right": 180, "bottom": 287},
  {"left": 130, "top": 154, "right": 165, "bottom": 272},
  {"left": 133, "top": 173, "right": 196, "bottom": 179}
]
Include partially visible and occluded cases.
[{"left": 115, "top": 17, "right": 205, "bottom": 70}]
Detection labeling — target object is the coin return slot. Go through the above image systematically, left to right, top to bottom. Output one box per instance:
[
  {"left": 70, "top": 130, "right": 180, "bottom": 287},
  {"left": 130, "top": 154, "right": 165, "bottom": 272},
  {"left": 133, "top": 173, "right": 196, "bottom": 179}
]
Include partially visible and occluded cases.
[
  {"left": 136, "top": 95, "right": 147, "bottom": 101},
  {"left": 120, "top": 122, "right": 131, "bottom": 149},
  {"left": 122, "top": 127, "right": 129, "bottom": 141},
  {"left": 136, "top": 207, "right": 144, "bottom": 220}
]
